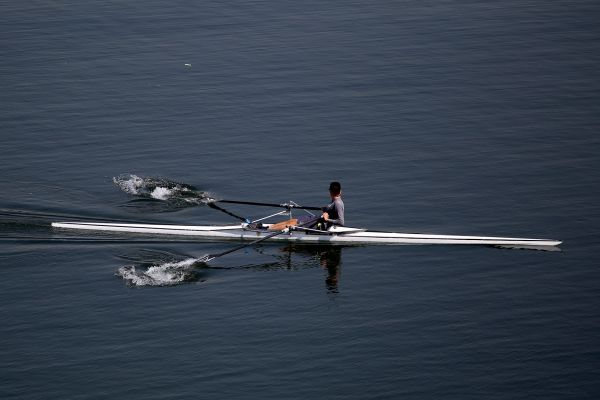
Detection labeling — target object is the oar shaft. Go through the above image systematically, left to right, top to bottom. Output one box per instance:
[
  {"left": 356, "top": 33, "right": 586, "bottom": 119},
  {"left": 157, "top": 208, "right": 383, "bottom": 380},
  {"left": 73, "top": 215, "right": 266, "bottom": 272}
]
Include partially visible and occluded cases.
[
  {"left": 216, "top": 199, "right": 322, "bottom": 211},
  {"left": 207, "top": 202, "right": 248, "bottom": 223},
  {"left": 210, "top": 229, "right": 288, "bottom": 259}
]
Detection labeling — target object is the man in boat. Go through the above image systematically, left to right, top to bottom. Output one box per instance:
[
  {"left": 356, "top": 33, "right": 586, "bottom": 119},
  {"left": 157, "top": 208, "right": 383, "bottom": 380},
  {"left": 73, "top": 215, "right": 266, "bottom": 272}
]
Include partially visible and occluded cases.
[
  {"left": 315, "top": 181, "right": 345, "bottom": 230},
  {"left": 268, "top": 182, "right": 344, "bottom": 232}
]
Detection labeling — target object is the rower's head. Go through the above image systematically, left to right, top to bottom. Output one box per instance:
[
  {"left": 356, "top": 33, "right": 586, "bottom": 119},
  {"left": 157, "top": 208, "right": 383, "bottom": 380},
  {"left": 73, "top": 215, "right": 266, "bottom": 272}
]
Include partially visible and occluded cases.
[{"left": 329, "top": 181, "right": 341, "bottom": 197}]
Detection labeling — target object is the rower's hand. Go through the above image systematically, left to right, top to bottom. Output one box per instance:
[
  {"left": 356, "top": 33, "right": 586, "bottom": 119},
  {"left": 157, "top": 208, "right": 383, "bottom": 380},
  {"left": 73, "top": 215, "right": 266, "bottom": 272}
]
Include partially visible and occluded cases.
[{"left": 322, "top": 212, "right": 329, "bottom": 221}]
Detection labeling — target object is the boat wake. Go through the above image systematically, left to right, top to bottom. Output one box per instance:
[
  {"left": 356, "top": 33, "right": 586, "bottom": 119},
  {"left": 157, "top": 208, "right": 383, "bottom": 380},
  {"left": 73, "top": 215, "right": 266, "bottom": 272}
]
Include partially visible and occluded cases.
[
  {"left": 113, "top": 174, "right": 211, "bottom": 211},
  {"left": 0, "top": 206, "right": 173, "bottom": 245},
  {"left": 116, "top": 257, "right": 208, "bottom": 287}
]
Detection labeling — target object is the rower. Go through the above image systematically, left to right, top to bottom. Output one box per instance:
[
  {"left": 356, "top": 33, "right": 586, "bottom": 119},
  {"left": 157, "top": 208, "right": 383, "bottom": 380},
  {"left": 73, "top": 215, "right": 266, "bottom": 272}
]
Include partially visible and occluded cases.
[{"left": 316, "top": 181, "right": 345, "bottom": 230}]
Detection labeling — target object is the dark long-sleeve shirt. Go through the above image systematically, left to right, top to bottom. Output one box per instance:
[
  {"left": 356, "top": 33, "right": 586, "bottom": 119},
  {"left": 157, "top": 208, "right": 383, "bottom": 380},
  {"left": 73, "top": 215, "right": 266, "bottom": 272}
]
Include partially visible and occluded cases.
[{"left": 323, "top": 197, "right": 344, "bottom": 226}]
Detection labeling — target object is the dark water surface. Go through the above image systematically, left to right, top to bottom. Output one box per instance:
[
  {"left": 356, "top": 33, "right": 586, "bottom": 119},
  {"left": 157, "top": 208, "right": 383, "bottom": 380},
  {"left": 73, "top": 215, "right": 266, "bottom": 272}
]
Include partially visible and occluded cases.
[{"left": 2, "top": 1, "right": 599, "bottom": 399}]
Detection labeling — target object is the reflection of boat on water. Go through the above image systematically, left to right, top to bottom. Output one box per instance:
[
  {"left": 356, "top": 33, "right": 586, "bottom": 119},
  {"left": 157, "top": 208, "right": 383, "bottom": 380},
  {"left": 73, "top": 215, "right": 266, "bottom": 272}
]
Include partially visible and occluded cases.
[
  {"left": 218, "top": 244, "right": 343, "bottom": 293},
  {"left": 273, "top": 244, "right": 342, "bottom": 293}
]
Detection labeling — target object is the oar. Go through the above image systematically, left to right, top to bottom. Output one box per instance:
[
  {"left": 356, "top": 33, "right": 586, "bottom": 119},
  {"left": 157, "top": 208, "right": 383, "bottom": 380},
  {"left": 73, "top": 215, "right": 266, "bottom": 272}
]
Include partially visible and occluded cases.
[
  {"left": 200, "top": 197, "right": 321, "bottom": 223},
  {"left": 213, "top": 199, "right": 322, "bottom": 211},
  {"left": 206, "top": 202, "right": 249, "bottom": 223},
  {"left": 198, "top": 216, "right": 320, "bottom": 263}
]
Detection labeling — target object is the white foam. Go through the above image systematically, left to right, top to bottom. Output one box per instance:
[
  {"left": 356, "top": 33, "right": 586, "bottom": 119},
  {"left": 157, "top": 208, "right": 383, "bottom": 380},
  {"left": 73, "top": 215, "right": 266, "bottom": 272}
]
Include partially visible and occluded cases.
[
  {"left": 113, "top": 174, "right": 144, "bottom": 195},
  {"left": 150, "top": 186, "right": 174, "bottom": 200},
  {"left": 117, "top": 258, "right": 200, "bottom": 287}
]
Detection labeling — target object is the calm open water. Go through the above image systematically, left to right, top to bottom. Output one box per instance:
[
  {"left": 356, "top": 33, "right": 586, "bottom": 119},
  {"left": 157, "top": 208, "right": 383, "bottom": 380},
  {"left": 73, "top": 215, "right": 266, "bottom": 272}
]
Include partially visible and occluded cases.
[{"left": 1, "top": 1, "right": 599, "bottom": 399}]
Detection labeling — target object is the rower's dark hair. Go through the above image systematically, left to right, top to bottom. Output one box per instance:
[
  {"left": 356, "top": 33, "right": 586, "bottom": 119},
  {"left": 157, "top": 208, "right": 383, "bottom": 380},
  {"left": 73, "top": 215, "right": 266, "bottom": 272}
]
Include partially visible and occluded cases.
[{"left": 329, "top": 181, "right": 341, "bottom": 195}]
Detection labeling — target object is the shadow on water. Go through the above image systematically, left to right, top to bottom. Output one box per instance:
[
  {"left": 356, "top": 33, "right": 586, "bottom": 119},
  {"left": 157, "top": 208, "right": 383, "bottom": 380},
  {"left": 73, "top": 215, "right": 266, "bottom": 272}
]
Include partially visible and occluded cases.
[{"left": 114, "top": 244, "right": 343, "bottom": 293}]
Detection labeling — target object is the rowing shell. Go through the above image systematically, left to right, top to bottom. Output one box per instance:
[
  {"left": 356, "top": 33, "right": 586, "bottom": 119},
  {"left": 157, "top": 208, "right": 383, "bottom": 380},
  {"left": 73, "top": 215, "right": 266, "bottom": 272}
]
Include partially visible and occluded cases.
[{"left": 51, "top": 221, "right": 562, "bottom": 248}]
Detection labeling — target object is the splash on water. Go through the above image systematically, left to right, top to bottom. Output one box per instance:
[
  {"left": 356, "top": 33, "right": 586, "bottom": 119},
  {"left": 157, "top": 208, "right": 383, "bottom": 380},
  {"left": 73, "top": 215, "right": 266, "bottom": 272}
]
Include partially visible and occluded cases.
[
  {"left": 113, "top": 174, "right": 212, "bottom": 210},
  {"left": 113, "top": 174, "right": 146, "bottom": 196},
  {"left": 149, "top": 186, "right": 173, "bottom": 201},
  {"left": 116, "top": 257, "right": 207, "bottom": 287}
]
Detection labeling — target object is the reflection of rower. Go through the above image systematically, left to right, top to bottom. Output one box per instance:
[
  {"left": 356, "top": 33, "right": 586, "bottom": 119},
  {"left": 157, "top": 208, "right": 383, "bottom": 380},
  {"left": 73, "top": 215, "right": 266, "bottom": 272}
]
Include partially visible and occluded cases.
[
  {"left": 277, "top": 244, "right": 342, "bottom": 293},
  {"left": 319, "top": 247, "right": 342, "bottom": 293}
]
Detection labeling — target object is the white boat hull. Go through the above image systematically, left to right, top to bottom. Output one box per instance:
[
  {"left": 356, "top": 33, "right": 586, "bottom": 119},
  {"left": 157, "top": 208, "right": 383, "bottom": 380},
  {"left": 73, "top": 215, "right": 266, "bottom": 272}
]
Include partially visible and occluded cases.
[{"left": 51, "top": 221, "right": 562, "bottom": 247}]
